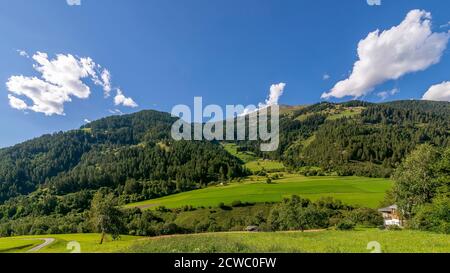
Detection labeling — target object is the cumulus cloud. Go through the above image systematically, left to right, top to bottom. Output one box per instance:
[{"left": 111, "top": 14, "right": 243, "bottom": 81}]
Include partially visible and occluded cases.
[
  {"left": 67, "top": 0, "right": 81, "bottom": 6},
  {"left": 322, "top": 10, "right": 450, "bottom": 99},
  {"left": 6, "top": 52, "right": 135, "bottom": 115},
  {"left": 422, "top": 82, "right": 450, "bottom": 101},
  {"left": 240, "top": 83, "right": 286, "bottom": 116},
  {"left": 258, "top": 83, "right": 286, "bottom": 108},
  {"left": 114, "top": 89, "right": 138, "bottom": 108}
]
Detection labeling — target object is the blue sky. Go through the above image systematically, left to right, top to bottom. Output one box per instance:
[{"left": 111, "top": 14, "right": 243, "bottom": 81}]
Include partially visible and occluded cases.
[{"left": 0, "top": 0, "right": 450, "bottom": 147}]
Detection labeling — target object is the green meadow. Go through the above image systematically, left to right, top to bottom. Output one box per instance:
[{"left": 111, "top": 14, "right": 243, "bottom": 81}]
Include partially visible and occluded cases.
[
  {"left": 222, "top": 143, "right": 258, "bottom": 163},
  {"left": 244, "top": 160, "right": 286, "bottom": 172},
  {"left": 126, "top": 174, "right": 392, "bottom": 209},
  {"left": 1, "top": 229, "right": 449, "bottom": 253},
  {"left": 127, "top": 229, "right": 450, "bottom": 253},
  {"left": 0, "top": 234, "right": 139, "bottom": 253},
  {"left": 0, "top": 238, "right": 43, "bottom": 253}
]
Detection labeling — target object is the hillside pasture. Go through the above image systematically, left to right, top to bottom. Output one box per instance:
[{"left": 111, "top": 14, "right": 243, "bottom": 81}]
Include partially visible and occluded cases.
[{"left": 125, "top": 174, "right": 392, "bottom": 209}]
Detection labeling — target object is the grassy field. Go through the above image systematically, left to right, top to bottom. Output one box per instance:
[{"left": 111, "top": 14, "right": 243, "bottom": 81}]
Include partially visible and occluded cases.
[
  {"left": 295, "top": 106, "right": 364, "bottom": 122},
  {"left": 326, "top": 107, "right": 364, "bottom": 121},
  {"left": 222, "top": 143, "right": 258, "bottom": 163},
  {"left": 222, "top": 143, "right": 285, "bottom": 172},
  {"left": 244, "top": 160, "right": 285, "bottom": 172},
  {"left": 126, "top": 174, "right": 392, "bottom": 209},
  {"left": 2, "top": 229, "right": 448, "bottom": 253},
  {"left": 127, "top": 229, "right": 450, "bottom": 253},
  {"left": 0, "top": 234, "right": 140, "bottom": 253},
  {"left": 0, "top": 238, "right": 44, "bottom": 253}
]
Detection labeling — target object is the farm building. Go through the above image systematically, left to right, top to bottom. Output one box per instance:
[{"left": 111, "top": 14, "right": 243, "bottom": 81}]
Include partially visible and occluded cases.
[{"left": 378, "top": 205, "right": 403, "bottom": 227}]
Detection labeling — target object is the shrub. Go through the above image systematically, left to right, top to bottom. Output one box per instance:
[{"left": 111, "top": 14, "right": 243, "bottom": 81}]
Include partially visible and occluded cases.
[
  {"left": 411, "top": 195, "right": 450, "bottom": 234},
  {"left": 268, "top": 196, "right": 327, "bottom": 231},
  {"left": 231, "top": 200, "right": 242, "bottom": 207},
  {"left": 218, "top": 203, "right": 231, "bottom": 210},
  {"left": 345, "top": 208, "right": 384, "bottom": 227},
  {"left": 336, "top": 220, "right": 355, "bottom": 231},
  {"left": 386, "top": 225, "right": 402, "bottom": 231}
]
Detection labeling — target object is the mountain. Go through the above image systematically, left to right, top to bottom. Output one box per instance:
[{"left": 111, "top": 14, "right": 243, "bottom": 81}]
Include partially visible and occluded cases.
[
  {"left": 0, "top": 100, "right": 448, "bottom": 205},
  {"left": 237, "top": 100, "right": 450, "bottom": 177},
  {"left": 0, "top": 110, "right": 245, "bottom": 202}
]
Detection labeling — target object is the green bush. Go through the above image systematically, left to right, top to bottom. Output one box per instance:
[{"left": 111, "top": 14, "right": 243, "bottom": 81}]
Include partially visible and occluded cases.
[
  {"left": 411, "top": 196, "right": 450, "bottom": 234},
  {"left": 231, "top": 200, "right": 242, "bottom": 207},
  {"left": 345, "top": 208, "right": 384, "bottom": 227},
  {"left": 336, "top": 220, "right": 355, "bottom": 231},
  {"left": 386, "top": 225, "right": 402, "bottom": 231}
]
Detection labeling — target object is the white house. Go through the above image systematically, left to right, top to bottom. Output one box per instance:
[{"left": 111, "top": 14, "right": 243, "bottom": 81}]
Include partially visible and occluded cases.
[{"left": 378, "top": 205, "right": 403, "bottom": 227}]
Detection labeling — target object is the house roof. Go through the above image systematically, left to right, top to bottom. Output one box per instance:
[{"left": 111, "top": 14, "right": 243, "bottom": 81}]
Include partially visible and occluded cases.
[{"left": 378, "top": 205, "right": 398, "bottom": 213}]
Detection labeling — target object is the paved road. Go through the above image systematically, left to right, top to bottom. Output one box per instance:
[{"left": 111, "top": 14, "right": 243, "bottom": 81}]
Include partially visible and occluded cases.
[{"left": 27, "top": 238, "right": 55, "bottom": 252}]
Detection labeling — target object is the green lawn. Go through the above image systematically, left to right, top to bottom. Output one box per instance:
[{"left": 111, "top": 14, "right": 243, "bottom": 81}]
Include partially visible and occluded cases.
[
  {"left": 126, "top": 174, "right": 392, "bottom": 209},
  {"left": 125, "top": 229, "right": 450, "bottom": 253}
]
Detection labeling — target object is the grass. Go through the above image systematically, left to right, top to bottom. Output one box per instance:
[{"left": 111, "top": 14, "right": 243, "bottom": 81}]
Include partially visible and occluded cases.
[
  {"left": 295, "top": 106, "right": 364, "bottom": 122},
  {"left": 326, "top": 107, "right": 364, "bottom": 121},
  {"left": 301, "top": 135, "right": 316, "bottom": 148},
  {"left": 222, "top": 143, "right": 258, "bottom": 163},
  {"left": 222, "top": 143, "right": 285, "bottom": 172},
  {"left": 244, "top": 160, "right": 285, "bottom": 172},
  {"left": 125, "top": 174, "right": 392, "bottom": 209},
  {"left": 173, "top": 203, "right": 273, "bottom": 229},
  {"left": 1, "top": 229, "right": 448, "bottom": 253},
  {"left": 125, "top": 229, "right": 450, "bottom": 253},
  {"left": 0, "top": 234, "right": 140, "bottom": 253},
  {"left": 0, "top": 238, "right": 43, "bottom": 253}
]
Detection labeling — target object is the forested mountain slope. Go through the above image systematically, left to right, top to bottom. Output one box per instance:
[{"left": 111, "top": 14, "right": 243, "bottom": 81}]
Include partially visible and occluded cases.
[
  {"left": 0, "top": 100, "right": 448, "bottom": 205},
  {"left": 239, "top": 100, "right": 450, "bottom": 177},
  {"left": 0, "top": 110, "right": 244, "bottom": 202}
]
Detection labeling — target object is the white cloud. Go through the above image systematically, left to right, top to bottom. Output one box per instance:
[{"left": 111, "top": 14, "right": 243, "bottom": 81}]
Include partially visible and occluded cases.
[
  {"left": 67, "top": 0, "right": 81, "bottom": 6},
  {"left": 367, "top": 0, "right": 381, "bottom": 6},
  {"left": 322, "top": 10, "right": 450, "bottom": 99},
  {"left": 440, "top": 21, "right": 450, "bottom": 28},
  {"left": 17, "top": 49, "right": 29, "bottom": 58},
  {"left": 6, "top": 52, "right": 131, "bottom": 115},
  {"left": 32, "top": 52, "right": 93, "bottom": 98},
  {"left": 100, "top": 69, "right": 112, "bottom": 97},
  {"left": 323, "top": 74, "right": 330, "bottom": 80},
  {"left": 422, "top": 82, "right": 450, "bottom": 101},
  {"left": 240, "top": 83, "right": 286, "bottom": 116},
  {"left": 258, "top": 83, "right": 286, "bottom": 108},
  {"left": 377, "top": 88, "right": 399, "bottom": 100},
  {"left": 114, "top": 89, "right": 138, "bottom": 108},
  {"left": 8, "top": 94, "right": 28, "bottom": 110},
  {"left": 109, "top": 109, "right": 124, "bottom": 115},
  {"left": 84, "top": 118, "right": 91, "bottom": 123}
]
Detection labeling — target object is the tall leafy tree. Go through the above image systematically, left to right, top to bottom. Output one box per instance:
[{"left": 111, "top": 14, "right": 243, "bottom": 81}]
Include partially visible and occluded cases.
[
  {"left": 392, "top": 144, "right": 441, "bottom": 218},
  {"left": 89, "top": 191, "right": 123, "bottom": 244}
]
